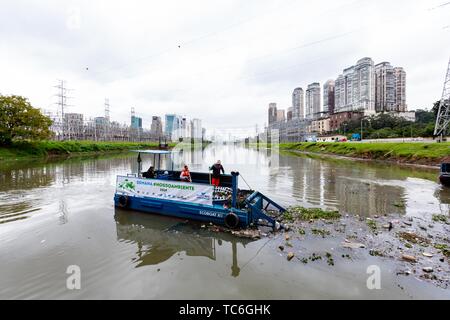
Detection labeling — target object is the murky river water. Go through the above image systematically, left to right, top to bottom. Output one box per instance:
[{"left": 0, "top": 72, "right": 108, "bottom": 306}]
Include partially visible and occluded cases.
[{"left": 1, "top": 144, "right": 449, "bottom": 299}]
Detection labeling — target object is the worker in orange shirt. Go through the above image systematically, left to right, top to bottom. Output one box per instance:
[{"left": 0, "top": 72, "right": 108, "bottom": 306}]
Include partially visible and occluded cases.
[{"left": 180, "top": 165, "right": 192, "bottom": 182}]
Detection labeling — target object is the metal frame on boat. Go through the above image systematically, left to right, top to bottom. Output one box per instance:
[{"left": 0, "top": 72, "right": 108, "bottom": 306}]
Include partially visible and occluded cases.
[{"left": 114, "top": 150, "right": 286, "bottom": 230}]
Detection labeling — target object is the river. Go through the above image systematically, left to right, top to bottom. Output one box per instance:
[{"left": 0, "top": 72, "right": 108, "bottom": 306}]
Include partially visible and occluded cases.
[{"left": 0, "top": 144, "right": 449, "bottom": 299}]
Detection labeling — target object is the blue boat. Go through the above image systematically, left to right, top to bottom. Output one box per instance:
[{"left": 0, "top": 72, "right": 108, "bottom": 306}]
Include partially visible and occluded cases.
[
  {"left": 114, "top": 150, "right": 286, "bottom": 230},
  {"left": 439, "top": 163, "right": 450, "bottom": 187}
]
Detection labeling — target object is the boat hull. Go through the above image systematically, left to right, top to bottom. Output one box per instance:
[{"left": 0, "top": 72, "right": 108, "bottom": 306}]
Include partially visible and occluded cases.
[
  {"left": 439, "top": 174, "right": 450, "bottom": 187},
  {"left": 114, "top": 194, "right": 250, "bottom": 228}
]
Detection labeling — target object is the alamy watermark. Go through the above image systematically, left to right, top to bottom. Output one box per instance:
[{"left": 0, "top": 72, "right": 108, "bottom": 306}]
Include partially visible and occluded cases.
[
  {"left": 66, "top": 6, "right": 81, "bottom": 30},
  {"left": 66, "top": 265, "right": 81, "bottom": 290},
  {"left": 366, "top": 265, "right": 381, "bottom": 290}
]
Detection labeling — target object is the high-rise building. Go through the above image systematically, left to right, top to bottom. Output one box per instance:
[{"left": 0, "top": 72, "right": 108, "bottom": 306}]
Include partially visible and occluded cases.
[
  {"left": 335, "top": 57, "right": 375, "bottom": 115},
  {"left": 353, "top": 57, "right": 376, "bottom": 113},
  {"left": 375, "top": 62, "right": 396, "bottom": 112},
  {"left": 374, "top": 63, "right": 407, "bottom": 113},
  {"left": 394, "top": 67, "right": 407, "bottom": 112},
  {"left": 323, "top": 80, "right": 335, "bottom": 114},
  {"left": 305, "top": 83, "right": 321, "bottom": 119},
  {"left": 292, "top": 88, "right": 304, "bottom": 119},
  {"left": 268, "top": 103, "right": 278, "bottom": 125},
  {"left": 287, "top": 107, "right": 293, "bottom": 121},
  {"left": 277, "top": 109, "right": 286, "bottom": 122},
  {"left": 165, "top": 114, "right": 183, "bottom": 140},
  {"left": 131, "top": 115, "right": 142, "bottom": 129},
  {"left": 150, "top": 116, "right": 163, "bottom": 137},
  {"left": 181, "top": 117, "right": 191, "bottom": 139},
  {"left": 191, "top": 118, "right": 202, "bottom": 140},
  {"left": 202, "top": 128, "right": 206, "bottom": 141}
]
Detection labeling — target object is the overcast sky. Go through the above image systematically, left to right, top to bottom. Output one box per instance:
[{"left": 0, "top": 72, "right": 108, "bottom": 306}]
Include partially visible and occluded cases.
[{"left": 0, "top": 0, "right": 449, "bottom": 137}]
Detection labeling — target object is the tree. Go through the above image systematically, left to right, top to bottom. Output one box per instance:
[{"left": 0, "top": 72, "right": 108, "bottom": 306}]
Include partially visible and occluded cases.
[
  {"left": 0, "top": 95, "right": 52, "bottom": 145},
  {"left": 432, "top": 100, "right": 440, "bottom": 117}
]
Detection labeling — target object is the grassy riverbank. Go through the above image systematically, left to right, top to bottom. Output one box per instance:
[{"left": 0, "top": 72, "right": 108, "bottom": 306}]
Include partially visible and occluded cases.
[
  {"left": 0, "top": 141, "right": 177, "bottom": 161},
  {"left": 254, "top": 142, "right": 450, "bottom": 166}
]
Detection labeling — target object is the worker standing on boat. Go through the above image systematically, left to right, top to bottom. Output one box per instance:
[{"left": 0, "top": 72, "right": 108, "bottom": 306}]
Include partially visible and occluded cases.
[{"left": 210, "top": 160, "right": 225, "bottom": 186}]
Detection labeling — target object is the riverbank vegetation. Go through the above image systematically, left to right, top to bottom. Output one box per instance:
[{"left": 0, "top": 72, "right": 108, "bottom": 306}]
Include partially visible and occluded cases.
[
  {"left": 0, "top": 94, "right": 208, "bottom": 162},
  {"left": 0, "top": 95, "right": 53, "bottom": 145},
  {"left": 340, "top": 107, "right": 437, "bottom": 139},
  {"left": 0, "top": 140, "right": 177, "bottom": 161},
  {"left": 256, "top": 142, "right": 450, "bottom": 166}
]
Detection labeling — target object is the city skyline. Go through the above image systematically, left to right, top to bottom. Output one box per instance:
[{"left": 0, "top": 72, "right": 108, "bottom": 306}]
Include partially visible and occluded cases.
[
  {"left": 0, "top": 0, "right": 449, "bottom": 135},
  {"left": 269, "top": 56, "right": 408, "bottom": 122}
]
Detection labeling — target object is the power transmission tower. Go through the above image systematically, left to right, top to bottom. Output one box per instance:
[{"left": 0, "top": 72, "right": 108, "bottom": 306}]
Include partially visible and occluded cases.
[
  {"left": 434, "top": 58, "right": 450, "bottom": 140},
  {"left": 54, "top": 80, "right": 73, "bottom": 140},
  {"left": 104, "top": 98, "right": 110, "bottom": 141},
  {"left": 105, "top": 98, "right": 110, "bottom": 122},
  {"left": 131, "top": 107, "right": 136, "bottom": 142}
]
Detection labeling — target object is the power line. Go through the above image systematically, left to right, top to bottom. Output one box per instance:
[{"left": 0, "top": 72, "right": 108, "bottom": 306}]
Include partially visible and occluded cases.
[
  {"left": 89, "top": 0, "right": 372, "bottom": 81},
  {"left": 89, "top": 0, "right": 299, "bottom": 77},
  {"left": 429, "top": 1, "right": 450, "bottom": 10},
  {"left": 116, "top": 2, "right": 448, "bottom": 102}
]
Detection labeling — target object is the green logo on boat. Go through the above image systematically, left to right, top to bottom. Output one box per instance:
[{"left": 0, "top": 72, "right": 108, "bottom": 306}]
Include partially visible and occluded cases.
[{"left": 118, "top": 179, "right": 136, "bottom": 191}]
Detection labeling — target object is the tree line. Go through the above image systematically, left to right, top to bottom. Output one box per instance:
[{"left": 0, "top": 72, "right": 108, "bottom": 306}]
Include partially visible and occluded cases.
[
  {"left": 0, "top": 95, "right": 52, "bottom": 145},
  {"left": 338, "top": 101, "right": 439, "bottom": 139}
]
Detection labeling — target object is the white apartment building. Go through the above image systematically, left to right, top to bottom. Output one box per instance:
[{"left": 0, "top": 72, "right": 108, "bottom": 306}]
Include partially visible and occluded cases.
[
  {"left": 335, "top": 57, "right": 376, "bottom": 115},
  {"left": 305, "top": 82, "right": 321, "bottom": 120},
  {"left": 292, "top": 87, "right": 304, "bottom": 119}
]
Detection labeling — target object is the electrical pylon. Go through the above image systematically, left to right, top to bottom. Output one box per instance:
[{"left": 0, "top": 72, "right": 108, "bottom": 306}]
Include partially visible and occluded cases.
[{"left": 434, "top": 58, "right": 450, "bottom": 139}]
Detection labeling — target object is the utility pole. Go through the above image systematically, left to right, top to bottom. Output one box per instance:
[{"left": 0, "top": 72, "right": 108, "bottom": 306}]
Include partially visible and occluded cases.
[{"left": 434, "top": 57, "right": 450, "bottom": 141}]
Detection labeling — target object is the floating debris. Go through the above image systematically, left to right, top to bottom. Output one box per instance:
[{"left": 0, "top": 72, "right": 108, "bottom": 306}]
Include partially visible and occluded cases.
[
  {"left": 393, "top": 202, "right": 406, "bottom": 208},
  {"left": 285, "top": 206, "right": 341, "bottom": 221},
  {"left": 432, "top": 214, "right": 449, "bottom": 224},
  {"left": 367, "top": 219, "right": 377, "bottom": 232},
  {"left": 382, "top": 222, "right": 393, "bottom": 231},
  {"left": 311, "top": 228, "right": 330, "bottom": 238},
  {"left": 231, "top": 229, "right": 261, "bottom": 239},
  {"left": 398, "top": 232, "right": 430, "bottom": 245},
  {"left": 342, "top": 242, "right": 366, "bottom": 249},
  {"left": 287, "top": 252, "right": 295, "bottom": 261},
  {"left": 326, "top": 252, "right": 335, "bottom": 266},
  {"left": 401, "top": 254, "right": 417, "bottom": 263},
  {"left": 423, "top": 267, "right": 434, "bottom": 273}
]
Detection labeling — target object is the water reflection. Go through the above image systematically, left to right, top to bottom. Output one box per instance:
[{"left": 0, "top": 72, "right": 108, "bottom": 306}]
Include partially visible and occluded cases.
[
  {"left": 0, "top": 145, "right": 448, "bottom": 299},
  {"left": 0, "top": 146, "right": 446, "bottom": 226},
  {"left": 275, "top": 150, "right": 443, "bottom": 217},
  {"left": 0, "top": 154, "right": 135, "bottom": 225},
  {"left": 114, "top": 209, "right": 253, "bottom": 277}
]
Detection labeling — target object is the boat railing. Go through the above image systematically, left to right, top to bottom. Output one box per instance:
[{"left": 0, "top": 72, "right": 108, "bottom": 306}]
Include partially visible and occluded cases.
[{"left": 245, "top": 191, "right": 286, "bottom": 228}]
